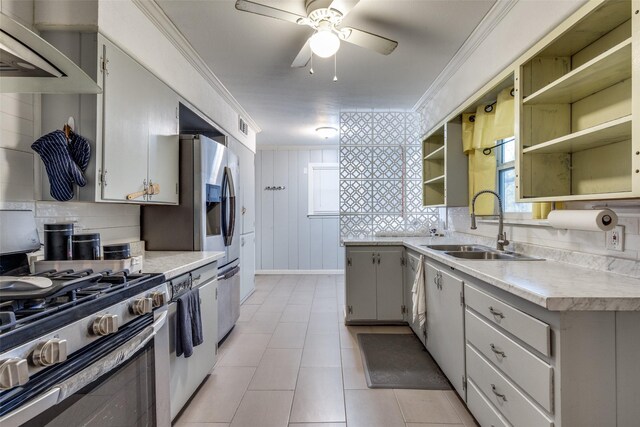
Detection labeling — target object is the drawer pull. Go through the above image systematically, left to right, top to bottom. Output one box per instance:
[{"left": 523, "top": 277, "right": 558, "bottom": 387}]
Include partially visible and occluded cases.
[
  {"left": 488, "top": 306, "right": 505, "bottom": 319},
  {"left": 490, "top": 343, "right": 507, "bottom": 358},
  {"left": 491, "top": 384, "right": 507, "bottom": 401}
]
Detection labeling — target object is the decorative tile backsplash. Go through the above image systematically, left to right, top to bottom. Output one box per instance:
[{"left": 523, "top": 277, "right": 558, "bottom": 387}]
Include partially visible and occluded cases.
[{"left": 339, "top": 111, "right": 438, "bottom": 238}]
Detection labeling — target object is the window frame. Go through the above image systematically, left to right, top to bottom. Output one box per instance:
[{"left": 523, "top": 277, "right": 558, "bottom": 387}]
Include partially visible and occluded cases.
[
  {"left": 495, "top": 137, "right": 531, "bottom": 217},
  {"left": 307, "top": 162, "right": 339, "bottom": 217}
]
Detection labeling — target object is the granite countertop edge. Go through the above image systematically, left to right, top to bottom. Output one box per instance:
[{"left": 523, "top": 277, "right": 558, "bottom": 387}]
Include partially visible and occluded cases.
[
  {"left": 343, "top": 237, "right": 640, "bottom": 312},
  {"left": 141, "top": 251, "right": 225, "bottom": 280}
]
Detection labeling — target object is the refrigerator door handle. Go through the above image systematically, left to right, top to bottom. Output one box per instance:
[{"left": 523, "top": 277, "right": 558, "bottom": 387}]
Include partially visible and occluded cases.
[{"left": 223, "top": 166, "right": 236, "bottom": 247}]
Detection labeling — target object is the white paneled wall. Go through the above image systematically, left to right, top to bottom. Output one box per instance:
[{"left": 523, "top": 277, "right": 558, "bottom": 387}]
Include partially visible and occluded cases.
[
  {"left": 0, "top": 93, "right": 37, "bottom": 201},
  {"left": 256, "top": 148, "right": 344, "bottom": 272}
]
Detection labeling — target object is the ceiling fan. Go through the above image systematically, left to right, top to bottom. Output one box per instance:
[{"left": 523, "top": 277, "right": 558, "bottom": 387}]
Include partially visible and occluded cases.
[{"left": 235, "top": 0, "right": 398, "bottom": 68}]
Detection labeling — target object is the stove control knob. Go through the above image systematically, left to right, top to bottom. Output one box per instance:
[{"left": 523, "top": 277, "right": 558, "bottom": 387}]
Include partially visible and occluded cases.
[
  {"left": 150, "top": 291, "right": 167, "bottom": 308},
  {"left": 130, "top": 298, "right": 153, "bottom": 315},
  {"left": 92, "top": 314, "right": 119, "bottom": 336},
  {"left": 31, "top": 339, "right": 68, "bottom": 367},
  {"left": 0, "top": 358, "right": 29, "bottom": 390}
]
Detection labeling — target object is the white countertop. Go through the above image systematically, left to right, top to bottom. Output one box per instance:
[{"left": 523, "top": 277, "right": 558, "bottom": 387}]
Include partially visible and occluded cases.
[
  {"left": 343, "top": 237, "right": 640, "bottom": 311},
  {"left": 142, "top": 251, "right": 225, "bottom": 280}
]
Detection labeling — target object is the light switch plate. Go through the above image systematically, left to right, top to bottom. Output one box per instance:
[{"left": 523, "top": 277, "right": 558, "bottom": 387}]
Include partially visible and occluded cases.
[{"left": 606, "top": 225, "right": 625, "bottom": 251}]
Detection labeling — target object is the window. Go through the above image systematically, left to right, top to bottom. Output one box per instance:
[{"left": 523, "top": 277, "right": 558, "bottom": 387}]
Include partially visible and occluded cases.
[
  {"left": 496, "top": 137, "right": 531, "bottom": 214},
  {"left": 308, "top": 163, "right": 339, "bottom": 216}
]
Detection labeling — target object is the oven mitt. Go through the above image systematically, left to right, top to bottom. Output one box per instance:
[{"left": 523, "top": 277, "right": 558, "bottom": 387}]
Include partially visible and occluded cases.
[
  {"left": 31, "top": 130, "right": 88, "bottom": 201},
  {"left": 68, "top": 131, "right": 91, "bottom": 172}
]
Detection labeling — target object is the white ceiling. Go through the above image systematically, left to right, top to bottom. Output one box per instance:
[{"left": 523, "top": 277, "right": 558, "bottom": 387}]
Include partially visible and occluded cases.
[{"left": 157, "top": 0, "right": 496, "bottom": 146}]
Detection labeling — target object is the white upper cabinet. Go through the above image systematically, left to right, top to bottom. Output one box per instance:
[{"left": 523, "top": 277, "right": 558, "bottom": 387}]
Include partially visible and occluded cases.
[
  {"left": 39, "top": 33, "right": 179, "bottom": 205},
  {"left": 101, "top": 38, "right": 178, "bottom": 204}
]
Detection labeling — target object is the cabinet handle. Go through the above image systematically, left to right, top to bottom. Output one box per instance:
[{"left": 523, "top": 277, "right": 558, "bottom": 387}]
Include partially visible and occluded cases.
[
  {"left": 377, "top": 253, "right": 380, "bottom": 264},
  {"left": 372, "top": 254, "right": 375, "bottom": 264},
  {"left": 488, "top": 306, "right": 505, "bottom": 319},
  {"left": 490, "top": 343, "right": 507, "bottom": 358},
  {"left": 491, "top": 384, "right": 507, "bottom": 401}
]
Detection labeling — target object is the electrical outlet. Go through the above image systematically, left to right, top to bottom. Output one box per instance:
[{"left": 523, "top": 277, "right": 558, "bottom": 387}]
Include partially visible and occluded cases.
[{"left": 606, "top": 225, "right": 625, "bottom": 252}]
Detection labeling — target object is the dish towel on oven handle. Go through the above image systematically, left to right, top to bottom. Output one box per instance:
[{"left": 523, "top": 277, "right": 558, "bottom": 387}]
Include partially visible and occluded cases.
[
  {"left": 31, "top": 129, "right": 91, "bottom": 201},
  {"left": 411, "top": 255, "right": 426, "bottom": 330},
  {"left": 176, "top": 288, "right": 204, "bottom": 358}
]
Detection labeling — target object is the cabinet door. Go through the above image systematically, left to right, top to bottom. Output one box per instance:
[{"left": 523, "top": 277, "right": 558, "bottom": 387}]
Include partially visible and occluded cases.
[
  {"left": 101, "top": 40, "right": 150, "bottom": 201},
  {"left": 146, "top": 75, "right": 178, "bottom": 205},
  {"left": 235, "top": 141, "right": 255, "bottom": 234},
  {"left": 240, "top": 232, "right": 256, "bottom": 302},
  {"left": 345, "top": 248, "right": 377, "bottom": 321},
  {"left": 376, "top": 248, "right": 404, "bottom": 321},
  {"left": 427, "top": 263, "right": 466, "bottom": 399}
]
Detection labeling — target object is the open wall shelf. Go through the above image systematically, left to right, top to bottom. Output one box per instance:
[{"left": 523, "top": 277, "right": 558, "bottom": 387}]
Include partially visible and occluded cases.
[
  {"left": 516, "top": 0, "right": 638, "bottom": 202},
  {"left": 421, "top": 118, "right": 467, "bottom": 207}
]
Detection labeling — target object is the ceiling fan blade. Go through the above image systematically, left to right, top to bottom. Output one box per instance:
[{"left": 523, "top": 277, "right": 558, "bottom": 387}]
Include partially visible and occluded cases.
[
  {"left": 235, "top": 0, "right": 307, "bottom": 25},
  {"left": 329, "top": 0, "right": 360, "bottom": 17},
  {"left": 340, "top": 27, "right": 398, "bottom": 55},
  {"left": 291, "top": 39, "right": 312, "bottom": 68}
]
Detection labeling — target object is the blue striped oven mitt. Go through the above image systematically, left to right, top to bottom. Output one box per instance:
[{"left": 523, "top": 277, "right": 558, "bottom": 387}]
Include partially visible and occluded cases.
[{"left": 31, "top": 130, "right": 91, "bottom": 201}]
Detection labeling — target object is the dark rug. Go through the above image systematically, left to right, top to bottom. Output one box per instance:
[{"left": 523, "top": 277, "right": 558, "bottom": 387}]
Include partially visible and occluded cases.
[{"left": 357, "top": 333, "right": 452, "bottom": 390}]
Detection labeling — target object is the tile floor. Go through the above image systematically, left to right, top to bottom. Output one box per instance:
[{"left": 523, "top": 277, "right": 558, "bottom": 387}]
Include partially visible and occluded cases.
[{"left": 174, "top": 275, "right": 478, "bottom": 427}]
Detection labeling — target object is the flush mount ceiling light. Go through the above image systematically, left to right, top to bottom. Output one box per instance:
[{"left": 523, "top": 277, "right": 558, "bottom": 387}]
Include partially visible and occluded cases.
[
  {"left": 309, "top": 22, "right": 340, "bottom": 58},
  {"left": 316, "top": 126, "right": 338, "bottom": 139}
]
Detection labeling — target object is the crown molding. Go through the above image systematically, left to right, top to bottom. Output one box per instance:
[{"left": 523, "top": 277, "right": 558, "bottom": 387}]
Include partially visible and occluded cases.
[
  {"left": 132, "top": 0, "right": 261, "bottom": 133},
  {"left": 412, "top": 0, "right": 519, "bottom": 112},
  {"left": 257, "top": 144, "right": 339, "bottom": 150}
]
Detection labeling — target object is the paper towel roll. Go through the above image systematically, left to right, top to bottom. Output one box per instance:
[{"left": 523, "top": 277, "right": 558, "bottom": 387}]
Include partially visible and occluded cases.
[{"left": 547, "top": 209, "right": 618, "bottom": 232}]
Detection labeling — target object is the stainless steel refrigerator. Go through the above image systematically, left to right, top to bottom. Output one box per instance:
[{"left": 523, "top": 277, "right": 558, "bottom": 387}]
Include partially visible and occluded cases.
[{"left": 142, "top": 134, "right": 240, "bottom": 341}]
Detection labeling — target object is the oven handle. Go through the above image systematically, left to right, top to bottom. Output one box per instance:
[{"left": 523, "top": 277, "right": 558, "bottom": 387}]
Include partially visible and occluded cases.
[
  {"left": 0, "top": 310, "right": 168, "bottom": 427},
  {"left": 0, "top": 387, "right": 61, "bottom": 427}
]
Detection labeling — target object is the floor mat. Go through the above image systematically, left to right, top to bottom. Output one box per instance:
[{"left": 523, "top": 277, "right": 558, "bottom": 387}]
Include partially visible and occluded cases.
[{"left": 357, "top": 333, "right": 452, "bottom": 390}]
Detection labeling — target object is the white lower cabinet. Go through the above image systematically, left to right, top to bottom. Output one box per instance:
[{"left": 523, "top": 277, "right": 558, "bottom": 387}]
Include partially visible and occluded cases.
[
  {"left": 344, "top": 244, "right": 638, "bottom": 427},
  {"left": 345, "top": 246, "right": 404, "bottom": 322},
  {"left": 425, "top": 262, "right": 466, "bottom": 400},
  {"left": 466, "top": 344, "right": 553, "bottom": 427}
]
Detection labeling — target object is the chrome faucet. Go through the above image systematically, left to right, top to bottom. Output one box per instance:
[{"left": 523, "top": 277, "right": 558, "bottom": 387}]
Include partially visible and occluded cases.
[{"left": 470, "top": 190, "right": 510, "bottom": 251}]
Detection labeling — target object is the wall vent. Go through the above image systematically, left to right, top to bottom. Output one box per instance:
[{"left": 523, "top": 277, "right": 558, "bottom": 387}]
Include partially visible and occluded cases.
[{"left": 238, "top": 116, "right": 248, "bottom": 135}]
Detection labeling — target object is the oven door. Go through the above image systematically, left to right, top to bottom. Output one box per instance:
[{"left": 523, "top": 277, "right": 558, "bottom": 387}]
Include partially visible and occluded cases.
[{"left": 0, "top": 308, "right": 170, "bottom": 427}]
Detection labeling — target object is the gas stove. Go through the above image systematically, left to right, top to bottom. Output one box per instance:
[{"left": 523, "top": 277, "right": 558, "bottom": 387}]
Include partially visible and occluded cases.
[
  {"left": 0, "top": 210, "right": 171, "bottom": 425},
  {"left": 0, "top": 268, "right": 165, "bottom": 352}
]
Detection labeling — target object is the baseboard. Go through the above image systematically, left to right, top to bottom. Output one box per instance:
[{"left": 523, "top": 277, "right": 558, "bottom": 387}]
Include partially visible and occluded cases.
[{"left": 256, "top": 269, "right": 344, "bottom": 275}]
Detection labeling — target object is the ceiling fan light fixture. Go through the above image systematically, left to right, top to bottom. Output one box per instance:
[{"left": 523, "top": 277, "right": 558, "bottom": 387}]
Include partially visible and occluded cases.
[
  {"left": 310, "top": 27, "right": 340, "bottom": 58},
  {"left": 316, "top": 126, "right": 338, "bottom": 139}
]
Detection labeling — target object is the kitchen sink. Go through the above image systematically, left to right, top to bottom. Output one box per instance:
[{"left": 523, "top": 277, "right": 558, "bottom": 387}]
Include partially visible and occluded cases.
[
  {"left": 423, "top": 244, "right": 489, "bottom": 252},
  {"left": 444, "top": 251, "right": 542, "bottom": 261}
]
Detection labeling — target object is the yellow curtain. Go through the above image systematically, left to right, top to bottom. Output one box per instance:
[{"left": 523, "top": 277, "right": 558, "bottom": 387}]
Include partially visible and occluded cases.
[
  {"left": 493, "top": 87, "right": 515, "bottom": 141},
  {"left": 463, "top": 88, "right": 517, "bottom": 216},
  {"left": 470, "top": 105, "right": 497, "bottom": 214},
  {"left": 462, "top": 113, "right": 474, "bottom": 154}
]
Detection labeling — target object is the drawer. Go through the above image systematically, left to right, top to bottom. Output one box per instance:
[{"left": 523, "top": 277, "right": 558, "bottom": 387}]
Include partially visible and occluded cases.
[
  {"left": 465, "top": 284, "right": 550, "bottom": 356},
  {"left": 466, "top": 310, "right": 553, "bottom": 412},
  {"left": 467, "top": 344, "right": 554, "bottom": 427},
  {"left": 467, "top": 378, "right": 511, "bottom": 427}
]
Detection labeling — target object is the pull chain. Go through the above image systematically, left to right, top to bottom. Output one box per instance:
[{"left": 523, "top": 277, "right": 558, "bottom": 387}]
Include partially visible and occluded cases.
[
  {"left": 309, "top": 53, "right": 314, "bottom": 75},
  {"left": 333, "top": 53, "right": 338, "bottom": 82}
]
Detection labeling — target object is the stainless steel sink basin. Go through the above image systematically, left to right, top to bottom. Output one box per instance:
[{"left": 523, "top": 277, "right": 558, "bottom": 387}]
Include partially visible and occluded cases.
[
  {"left": 423, "top": 244, "right": 489, "bottom": 252},
  {"left": 444, "top": 251, "right": 542, "bottom": 261}
]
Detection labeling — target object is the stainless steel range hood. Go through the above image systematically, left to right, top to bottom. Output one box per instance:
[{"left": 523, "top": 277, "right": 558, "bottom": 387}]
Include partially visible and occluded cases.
[{"left": 0, "top": 12, "right": 101, "bottom": 93}]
